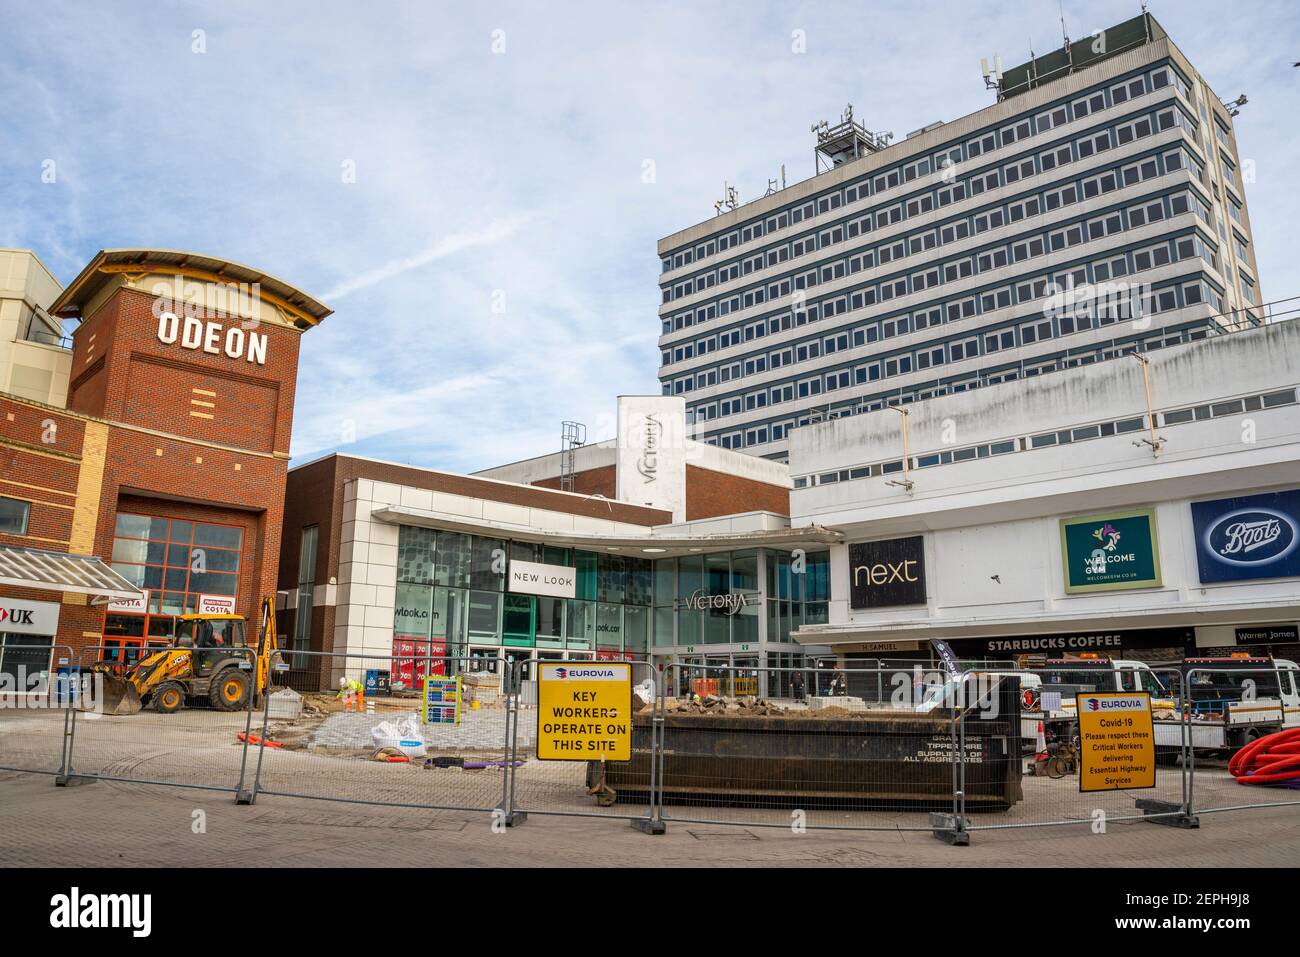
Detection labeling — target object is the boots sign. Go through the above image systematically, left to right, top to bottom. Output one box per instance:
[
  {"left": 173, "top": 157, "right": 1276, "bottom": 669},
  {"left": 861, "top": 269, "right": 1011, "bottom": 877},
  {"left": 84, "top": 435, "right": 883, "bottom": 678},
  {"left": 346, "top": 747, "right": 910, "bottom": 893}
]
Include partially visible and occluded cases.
[{"left": 849, "top": 536, "right": 927, "bottom": 609}]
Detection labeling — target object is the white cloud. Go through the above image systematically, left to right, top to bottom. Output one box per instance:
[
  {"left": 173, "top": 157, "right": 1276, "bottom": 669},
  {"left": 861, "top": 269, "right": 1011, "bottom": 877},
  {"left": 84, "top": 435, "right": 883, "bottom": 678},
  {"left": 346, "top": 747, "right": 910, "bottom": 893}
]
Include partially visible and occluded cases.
[{"left": 319, "top": 217, "right": 529, "bottom": 301}]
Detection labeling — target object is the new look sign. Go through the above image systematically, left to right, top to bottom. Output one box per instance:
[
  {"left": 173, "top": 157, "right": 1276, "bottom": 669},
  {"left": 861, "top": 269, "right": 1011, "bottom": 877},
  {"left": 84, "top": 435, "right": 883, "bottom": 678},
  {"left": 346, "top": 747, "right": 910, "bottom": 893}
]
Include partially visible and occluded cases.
[
  {"left": 1191, "top": 489, "right": 1300, "bottom": 584},
  {"left": 508, "top": 560, "right": 576, "bottom": 599}
]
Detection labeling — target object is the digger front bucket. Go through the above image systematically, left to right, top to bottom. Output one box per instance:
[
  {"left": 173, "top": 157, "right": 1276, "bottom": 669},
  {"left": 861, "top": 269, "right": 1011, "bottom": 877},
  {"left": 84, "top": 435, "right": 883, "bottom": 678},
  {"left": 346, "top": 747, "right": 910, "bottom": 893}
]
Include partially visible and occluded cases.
[{"left": 98, "top": 674, "right": 143, "bottom": 715}]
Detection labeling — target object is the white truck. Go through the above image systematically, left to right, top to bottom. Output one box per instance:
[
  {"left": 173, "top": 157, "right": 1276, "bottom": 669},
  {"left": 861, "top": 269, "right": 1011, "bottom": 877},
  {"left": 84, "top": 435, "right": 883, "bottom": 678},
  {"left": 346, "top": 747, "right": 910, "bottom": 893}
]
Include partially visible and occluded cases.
[
  {"left": 1033, "top": 656, "right": 1300, "bottom": 755},
  {"left": 1159, "top": 657, "right": 1300, "bottom": 753}
]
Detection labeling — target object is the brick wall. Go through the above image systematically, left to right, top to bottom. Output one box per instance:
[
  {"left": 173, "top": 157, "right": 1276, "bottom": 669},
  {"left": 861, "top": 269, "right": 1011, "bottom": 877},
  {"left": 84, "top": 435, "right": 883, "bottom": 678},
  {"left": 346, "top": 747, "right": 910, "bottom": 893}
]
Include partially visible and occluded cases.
[
  {"left": 2, "top": 280, "right": 307, "bottom": 661},
  {"left": 68, "top": 287, "right": 302, "bottom": 455},
  {"left": 0, "top": 396, "right": 88, "bottom": 551},
  {"left": 276, "top": 455, "right": 674, "bottom": 656},
  {"left": 529, "top": 464, "right": 616, "bottom": 497},
  {"left": 684, "top": 465, "right": 789, "bottom": 520}
]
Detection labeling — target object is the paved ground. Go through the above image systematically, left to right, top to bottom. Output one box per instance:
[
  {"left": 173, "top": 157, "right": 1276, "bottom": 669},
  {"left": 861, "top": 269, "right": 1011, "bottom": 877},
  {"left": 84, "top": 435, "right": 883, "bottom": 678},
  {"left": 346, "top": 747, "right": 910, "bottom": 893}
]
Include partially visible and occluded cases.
[{"left": 2, "top": 768, "right": 1298, "bottom": 867}]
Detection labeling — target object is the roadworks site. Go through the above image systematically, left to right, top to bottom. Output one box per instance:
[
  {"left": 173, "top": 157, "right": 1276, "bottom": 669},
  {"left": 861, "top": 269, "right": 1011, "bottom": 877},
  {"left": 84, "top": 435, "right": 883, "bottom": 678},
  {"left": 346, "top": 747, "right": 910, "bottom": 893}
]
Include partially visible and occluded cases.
[{"left": 0, "top": 689, "right": 1281, "bottom": 829}]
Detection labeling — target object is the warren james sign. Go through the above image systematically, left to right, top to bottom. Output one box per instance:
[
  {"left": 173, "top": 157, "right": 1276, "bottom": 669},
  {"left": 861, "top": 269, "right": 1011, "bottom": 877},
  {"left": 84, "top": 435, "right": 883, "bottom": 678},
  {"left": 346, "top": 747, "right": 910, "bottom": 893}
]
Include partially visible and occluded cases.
[
  {"left": 1191, "top": 489, "right": 1300, "bottom": 584},
  {"left": 1059, "top": 509, "right": 1161, "bottom": 594},
  {"left": 849, "top": 536, "right": 926, "bottom": 609}
]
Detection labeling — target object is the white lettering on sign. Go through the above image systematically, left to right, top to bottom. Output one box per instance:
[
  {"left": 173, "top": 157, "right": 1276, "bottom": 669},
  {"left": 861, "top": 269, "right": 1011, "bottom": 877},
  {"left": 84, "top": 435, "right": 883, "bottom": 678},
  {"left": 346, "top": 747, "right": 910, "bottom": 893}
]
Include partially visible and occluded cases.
[
  {"left": 156, "top": 312, "right": 267, "bottom": 365},
  {"left": 852, "top": 559, "right": 920, "bottom": 586},
  {"left": 108, "top": 589, "right": 149, "bottom": 614},
  {"left": 676, "top": 590, "right": 754, "bottom": 615}
]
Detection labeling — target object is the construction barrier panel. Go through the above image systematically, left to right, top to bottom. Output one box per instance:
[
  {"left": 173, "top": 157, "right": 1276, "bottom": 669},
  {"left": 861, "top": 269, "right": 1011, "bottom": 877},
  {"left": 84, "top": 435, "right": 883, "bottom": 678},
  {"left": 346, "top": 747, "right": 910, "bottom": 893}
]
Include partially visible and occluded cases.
[
  {"left": 0, "top": 643, "right": 75, "bottom": 776},
  {"left": 59, "top": 644, "right": 260, "bottom": 794},
  {"left": 249, "top": 651, "right": 512, "bottom": 814},
  {"left": 505, "top": 658, "right": 661, "bottom": 827},
  {"left": 636, "top": 663, "right": 979, "bottom": 832},
  {"left": 1180, "top": 665, "right": 1300, "bottom": 818},
  {"left": 953, "top": 666, "right": 1188, "bottom": 835}
]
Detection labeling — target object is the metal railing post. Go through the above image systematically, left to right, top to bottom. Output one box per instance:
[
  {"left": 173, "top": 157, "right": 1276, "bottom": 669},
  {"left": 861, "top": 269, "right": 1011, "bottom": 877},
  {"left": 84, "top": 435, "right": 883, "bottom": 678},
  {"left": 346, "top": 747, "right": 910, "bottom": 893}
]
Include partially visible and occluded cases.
[
  {"left": 235, "top": 649, "right": 258, "bottom": 804},
  {"left": 502, "top": 659, "right": 526, "bottom": 827},
  {"left": 633, "top": 663, "right": 667, "bottom": 834},
  {"left": 245, "top": 678, "right": 274, "bottom": 805}
]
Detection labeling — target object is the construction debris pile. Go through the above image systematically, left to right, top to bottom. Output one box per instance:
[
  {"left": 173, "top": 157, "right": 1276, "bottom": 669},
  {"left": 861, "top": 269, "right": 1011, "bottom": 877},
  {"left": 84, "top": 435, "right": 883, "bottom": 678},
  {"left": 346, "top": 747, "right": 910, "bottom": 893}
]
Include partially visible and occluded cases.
[{"left": 649, "top": 695, "right": 787, "bottom": 717}]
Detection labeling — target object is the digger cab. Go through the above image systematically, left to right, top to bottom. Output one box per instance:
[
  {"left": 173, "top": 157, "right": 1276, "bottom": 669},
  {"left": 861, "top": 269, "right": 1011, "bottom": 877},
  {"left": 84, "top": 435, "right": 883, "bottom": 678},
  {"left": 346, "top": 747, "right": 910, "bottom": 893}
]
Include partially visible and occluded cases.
[{"left": 175, "top": 614, "right": 249, "bottom": 678}]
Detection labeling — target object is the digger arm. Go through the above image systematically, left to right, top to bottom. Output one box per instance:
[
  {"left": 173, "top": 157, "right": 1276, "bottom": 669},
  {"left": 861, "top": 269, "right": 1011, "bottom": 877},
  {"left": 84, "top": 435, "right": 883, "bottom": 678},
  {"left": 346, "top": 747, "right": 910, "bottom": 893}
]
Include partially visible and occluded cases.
[{"left": 255, "top": 595, "right": 279, "bottom": 697}]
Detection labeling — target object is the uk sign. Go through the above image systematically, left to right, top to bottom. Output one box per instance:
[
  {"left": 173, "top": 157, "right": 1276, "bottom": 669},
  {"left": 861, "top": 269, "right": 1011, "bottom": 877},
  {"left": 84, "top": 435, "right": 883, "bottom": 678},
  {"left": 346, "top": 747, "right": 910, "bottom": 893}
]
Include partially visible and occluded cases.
[{"left": 1191, "top": 490, "right": 1300, "bottom": 584}]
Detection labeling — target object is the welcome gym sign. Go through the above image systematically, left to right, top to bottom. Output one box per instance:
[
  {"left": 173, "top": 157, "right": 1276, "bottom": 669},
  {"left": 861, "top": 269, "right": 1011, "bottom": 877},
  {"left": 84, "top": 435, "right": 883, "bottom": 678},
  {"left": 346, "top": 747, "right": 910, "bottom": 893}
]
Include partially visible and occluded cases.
[{"left": 849, "top": 536, "right": 927, "bottom": 609}]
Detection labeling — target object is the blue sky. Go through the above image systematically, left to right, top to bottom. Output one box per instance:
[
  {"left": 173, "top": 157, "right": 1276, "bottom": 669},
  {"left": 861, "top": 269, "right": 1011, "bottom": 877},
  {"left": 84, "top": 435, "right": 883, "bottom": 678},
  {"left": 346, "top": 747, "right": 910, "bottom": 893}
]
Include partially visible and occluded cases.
[{"left": 2, "top": 0, "right": 1297, "bottom": 473}]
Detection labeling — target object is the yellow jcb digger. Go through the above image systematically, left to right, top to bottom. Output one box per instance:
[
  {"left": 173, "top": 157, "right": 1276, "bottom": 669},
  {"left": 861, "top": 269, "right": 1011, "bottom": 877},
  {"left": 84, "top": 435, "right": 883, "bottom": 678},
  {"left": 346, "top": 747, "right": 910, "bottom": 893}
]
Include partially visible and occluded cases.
[{"left": 99, "top": 596, "right": 281, "bottom": 716}]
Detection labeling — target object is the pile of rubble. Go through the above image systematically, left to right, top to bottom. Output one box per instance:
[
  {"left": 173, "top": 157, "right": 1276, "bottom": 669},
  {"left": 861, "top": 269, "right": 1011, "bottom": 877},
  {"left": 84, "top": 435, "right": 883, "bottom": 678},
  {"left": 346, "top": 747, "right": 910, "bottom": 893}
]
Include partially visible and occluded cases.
[{"left": 639, "top": 695, "right": 786, "bottom": 717}]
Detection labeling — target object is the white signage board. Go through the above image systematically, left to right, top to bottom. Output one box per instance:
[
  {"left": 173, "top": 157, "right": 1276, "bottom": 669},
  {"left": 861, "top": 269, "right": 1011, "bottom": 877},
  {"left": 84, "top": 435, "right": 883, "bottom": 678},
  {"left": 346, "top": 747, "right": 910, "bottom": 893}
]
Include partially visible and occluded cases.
[
  {"left": 615, "top": 395, "right": 687, "bottom": 522},
  {"left": 508, "top": 560, "right": 576, "bottom": 599},
  {"left": 108, "top": 589, "right": 149, "bottom": 614},
  {"left": 197, "top": 594, "right": 237, "bottom": 615},
  {"left": 0, "top": 597, "right": 61, "bottom": 636}
]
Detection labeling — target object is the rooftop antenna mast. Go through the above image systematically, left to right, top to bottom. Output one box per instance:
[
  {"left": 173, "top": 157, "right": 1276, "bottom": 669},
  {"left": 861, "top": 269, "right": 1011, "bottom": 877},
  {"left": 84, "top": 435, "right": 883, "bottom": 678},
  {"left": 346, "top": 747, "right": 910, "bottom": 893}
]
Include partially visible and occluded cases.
[
  {"left": 811, "top": 103, "right": 891, "bottom": 175},
  {"left": 765, "top": 164, "right": 787, "bottom": 196},
  {"left": 713, "top": 181, "right": 739, "bottom": 215},
  {"left": 559, "top": 420, "right": 586, "bottom": 492}
]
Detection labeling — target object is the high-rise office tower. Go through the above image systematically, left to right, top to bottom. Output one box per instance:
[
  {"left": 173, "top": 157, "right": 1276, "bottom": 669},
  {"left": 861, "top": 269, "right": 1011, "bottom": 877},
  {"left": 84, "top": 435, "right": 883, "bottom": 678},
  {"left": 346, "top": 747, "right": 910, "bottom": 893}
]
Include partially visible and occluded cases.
[{"left": 656, "top": 14, "right": 1263, "bottom": 461}]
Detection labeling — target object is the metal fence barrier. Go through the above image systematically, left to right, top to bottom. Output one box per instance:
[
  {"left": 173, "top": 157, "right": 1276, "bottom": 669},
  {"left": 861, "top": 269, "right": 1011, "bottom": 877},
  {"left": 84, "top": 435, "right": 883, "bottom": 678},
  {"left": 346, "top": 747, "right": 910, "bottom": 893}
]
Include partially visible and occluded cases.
[
  {"left": 0, "top": 643, "right": 75, "bottom": 776},
  {"left": 59, "top": 644, "right": 259, "bottom": 794},
  {"left": 11, "top": 650, "right": 1299, "bottom": 843},
  {"left": 248, "top": 651, "right": 513, "bottom": 814},
  {"left": 504, "top": 659, "right": 659, "bottom": 827},
  {"left": 646, "top": 663, "right": 1003, "bottom": 833},
  {"left": 1182, "top": 665, "right": 1300, "bottom": 817},
  {"left": 956, "top": 666, "right": 1188, "bottom": 835}
]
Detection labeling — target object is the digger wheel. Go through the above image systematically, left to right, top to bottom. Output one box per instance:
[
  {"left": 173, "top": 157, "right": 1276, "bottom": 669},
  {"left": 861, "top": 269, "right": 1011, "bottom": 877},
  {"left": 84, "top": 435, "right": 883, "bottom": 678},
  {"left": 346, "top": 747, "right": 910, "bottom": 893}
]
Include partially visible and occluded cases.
[
  {"left": 210, "top": 669, "right": 251, "bottom": 712},
  {"left": 154, "top": 682, "right": 186, "bottom": 714}
]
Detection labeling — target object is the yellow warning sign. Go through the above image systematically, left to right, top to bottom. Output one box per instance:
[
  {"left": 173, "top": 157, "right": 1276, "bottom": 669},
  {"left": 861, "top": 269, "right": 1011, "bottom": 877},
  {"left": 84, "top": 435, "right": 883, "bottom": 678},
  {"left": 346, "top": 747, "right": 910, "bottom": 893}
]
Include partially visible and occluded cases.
[
  {"left": 537, "top": 662, "right": 632, "bottom": 761},
  {"left": 1076, "top": 691, "right": 1156, "bottom": 793}
]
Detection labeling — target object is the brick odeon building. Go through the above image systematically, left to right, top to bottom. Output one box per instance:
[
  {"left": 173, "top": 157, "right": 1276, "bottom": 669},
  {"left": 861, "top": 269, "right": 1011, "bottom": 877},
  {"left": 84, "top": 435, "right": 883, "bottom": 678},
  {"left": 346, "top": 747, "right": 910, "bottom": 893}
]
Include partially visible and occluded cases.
[
  {"left": 0, "top": 248, "right": 330, "bottom": 681},
  {"left": 1, "top": 250, "right": 835, "bottom": 696}
]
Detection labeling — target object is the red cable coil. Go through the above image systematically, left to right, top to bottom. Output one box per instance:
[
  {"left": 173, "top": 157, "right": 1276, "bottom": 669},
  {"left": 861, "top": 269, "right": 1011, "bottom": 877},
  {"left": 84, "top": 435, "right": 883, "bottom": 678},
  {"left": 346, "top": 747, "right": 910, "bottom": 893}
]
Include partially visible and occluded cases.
[{"left": 1228, "top": 727, "right": 1300, "bottom": 786}]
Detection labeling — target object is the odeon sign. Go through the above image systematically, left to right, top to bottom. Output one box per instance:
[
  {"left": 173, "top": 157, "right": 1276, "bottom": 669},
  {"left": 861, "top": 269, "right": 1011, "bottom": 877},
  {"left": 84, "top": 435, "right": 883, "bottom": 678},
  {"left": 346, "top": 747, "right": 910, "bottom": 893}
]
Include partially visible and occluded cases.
[{"left": 156, "top": 311, "right": 268, "bottom": 366}]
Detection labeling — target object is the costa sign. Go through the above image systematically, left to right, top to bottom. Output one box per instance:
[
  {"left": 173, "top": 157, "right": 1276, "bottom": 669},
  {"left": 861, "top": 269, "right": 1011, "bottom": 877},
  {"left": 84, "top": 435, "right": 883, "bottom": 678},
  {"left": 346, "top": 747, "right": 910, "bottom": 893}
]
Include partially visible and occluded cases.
[
  {"left": 156, "top": 311, "right": 268, "bottom": 365},
  {"left": 1191, "top": 490, "right": 1300, "bottom": 583},
  {"left": 849, "top": 536, "right": 927, "bottom": 609}
]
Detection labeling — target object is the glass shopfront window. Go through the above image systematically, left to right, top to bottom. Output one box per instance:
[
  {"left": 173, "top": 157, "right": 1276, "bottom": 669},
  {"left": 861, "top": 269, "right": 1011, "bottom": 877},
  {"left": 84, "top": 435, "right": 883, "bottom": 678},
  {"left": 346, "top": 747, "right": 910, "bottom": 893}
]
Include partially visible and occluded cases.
[
  {"left": 105, "top": 512, "right": 245, "bottom": 654},
  {"left": 391, "top": 530, "right": 827, "bottom": 662}
]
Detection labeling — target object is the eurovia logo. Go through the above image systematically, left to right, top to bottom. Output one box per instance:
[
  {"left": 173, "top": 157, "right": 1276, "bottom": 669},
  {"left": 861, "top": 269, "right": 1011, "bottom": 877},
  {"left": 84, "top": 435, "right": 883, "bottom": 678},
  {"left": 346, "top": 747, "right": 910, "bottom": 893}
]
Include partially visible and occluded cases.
[
  {"left": 1192, "top": 491, "right": 1300, "bottom": 584},
  {"left": 551, "top": 666, "right": 618, "bottom": 680},
  {"left": 1087, "top": 697, "right": 1100, "bottom": 712}
]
